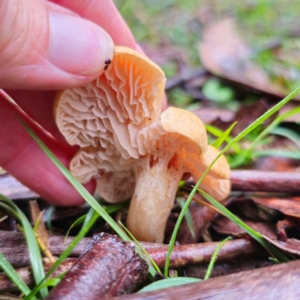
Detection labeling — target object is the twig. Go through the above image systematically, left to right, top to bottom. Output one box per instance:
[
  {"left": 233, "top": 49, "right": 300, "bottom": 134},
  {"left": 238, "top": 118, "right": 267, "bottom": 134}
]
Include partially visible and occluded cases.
[
  {"left": 231, "top": 170, "right": 300, "bottom": 193},
  {"left": 0, "top": 231, "right": 265, "bottom": 269},
  {"left": 146, "top": 238, "right": 265, "bottom": 268}
]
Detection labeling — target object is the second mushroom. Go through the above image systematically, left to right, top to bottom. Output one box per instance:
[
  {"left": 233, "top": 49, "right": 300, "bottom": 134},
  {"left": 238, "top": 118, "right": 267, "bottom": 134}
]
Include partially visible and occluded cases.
[{"left": 54, "top": 47, "right": 231, "bottom": 243}]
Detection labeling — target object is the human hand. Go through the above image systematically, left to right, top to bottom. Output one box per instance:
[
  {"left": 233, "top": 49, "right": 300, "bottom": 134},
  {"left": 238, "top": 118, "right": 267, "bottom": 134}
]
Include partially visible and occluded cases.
[{"left": 0, "top": 0, "right": 143, "bottom": 205}]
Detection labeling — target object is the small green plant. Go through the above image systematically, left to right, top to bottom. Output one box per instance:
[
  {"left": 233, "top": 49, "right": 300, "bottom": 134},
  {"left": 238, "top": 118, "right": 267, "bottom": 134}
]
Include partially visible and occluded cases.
[
  {"left": 202, "top": 78, "right": 235, "bottom": 104},
  {"left": 204, "top": 236, "right": 232, "bottom": 280}
]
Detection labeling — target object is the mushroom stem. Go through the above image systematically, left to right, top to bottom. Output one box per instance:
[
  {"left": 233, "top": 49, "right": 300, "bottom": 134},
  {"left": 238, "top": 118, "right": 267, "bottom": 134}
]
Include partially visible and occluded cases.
[{"left": 127, "top": 156, "right": 183, "bottom": 243}]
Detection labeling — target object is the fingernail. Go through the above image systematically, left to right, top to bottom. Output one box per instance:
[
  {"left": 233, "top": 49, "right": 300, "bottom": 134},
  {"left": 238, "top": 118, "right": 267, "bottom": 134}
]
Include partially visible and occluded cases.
[{"left": 49, "top": 13, "right": 114, "bottom": 75}]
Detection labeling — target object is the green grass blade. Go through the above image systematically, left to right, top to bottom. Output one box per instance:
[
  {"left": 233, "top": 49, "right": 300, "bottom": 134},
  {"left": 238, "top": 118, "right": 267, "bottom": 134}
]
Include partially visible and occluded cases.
[
  {"left": 164, "top": 87, "right": 300, "bottom": 276},
  {"left": 247, "top": 106, "right": 300, "bottom": 153},
  {"left": 212, "top": 122, "right": 237, "bottom": 149},
  {"left": 206, "top": 124, "right": 241, "bottom": 153},
  {"left": 269, "top": 127, "right": 300, "bottom": 148},
  {"left": 253, "top": 149, "right": 300, "bottom": 159},
  {"left": 227, "top": 152, "right": 252, "bottom": 169},
  {"left": 198, "top": 189, "right": 290, "bottom": 262},
  {"left": 0, "top": 195, "right": 48, "bottom": 298},
  {"left": 177, "top": 198, "right": 195, "bottom": 238},
  {"left": 65, "top": 202, "right": 128, "bottom": 241},
  {"left": 45, "top": 205, "right": 55, "bottom": 233},
  {"left": 24, "top": 207, "right": 99, "bottom": 299},
  {"left": 64, "top": 214, "right": 89, "bottom": 241},
  {"left": 118, "top": 222, "right": 162, "bottom": 275},
  {"left": 204, "top": 236, "right": 232, "bottom": 280},
  {"left": 0, "top": 252, "right": 37, "bottom": 299},
  {"left": 138, "top": 277, "right": 201, "bottom": 293},
  {"left": 41, "top": 278, "right": 61, "bottom": 288}
]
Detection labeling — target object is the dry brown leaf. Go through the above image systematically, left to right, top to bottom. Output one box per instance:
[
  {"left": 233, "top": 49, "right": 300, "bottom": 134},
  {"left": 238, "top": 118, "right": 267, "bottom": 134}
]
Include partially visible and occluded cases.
[
  {"left": 199, "top": 18, "right": 286, "bottom": 97},
  {"left": 252, "top": 197, "right": 300, "bottom": 218},
  {"left": 29, "top": 200, "right": 49, "bottom": 249},
  {"left": 213, "top": 216, "right": 300, "bottom": 255}
]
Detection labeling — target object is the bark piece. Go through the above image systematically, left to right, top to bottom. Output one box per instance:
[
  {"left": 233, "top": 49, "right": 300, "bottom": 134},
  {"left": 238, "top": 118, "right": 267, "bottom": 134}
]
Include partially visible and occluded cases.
[
  {"left": 46, "top": 233, "right": 148, "bottom": 300},
  {"left": 117, "top": 260, "right": 300, "bottom": 300}
]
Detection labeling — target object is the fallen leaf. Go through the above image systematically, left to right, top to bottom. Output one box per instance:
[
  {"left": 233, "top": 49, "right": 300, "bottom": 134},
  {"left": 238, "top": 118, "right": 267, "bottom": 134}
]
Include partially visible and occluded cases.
[
  {"left": 199, "top": 18, "right": 286, "bottom": 98},
  {"left": 252, "top": 197, "right": 300, "bottom": 218}
]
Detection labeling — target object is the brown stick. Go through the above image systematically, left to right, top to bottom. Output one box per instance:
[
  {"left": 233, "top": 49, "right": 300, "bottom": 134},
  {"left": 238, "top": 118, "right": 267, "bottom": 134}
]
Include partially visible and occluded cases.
[
  {"left": 231, "top": 170, "right": 300, "bottom": 193},
  {"left": 0, "top": 231, "right": 265, "bottom": 269},
  {"left": 0, "top": 231, "right": 91, "bottom": 268},
  {"left": 46, "top": 233, "right": 148, "bottom": 300},
  {"left": 146, "top": 238, "right": 265, "bottom": 268},
  {"left": 116, "top": 260, "right": 300, "bottom": 300}
]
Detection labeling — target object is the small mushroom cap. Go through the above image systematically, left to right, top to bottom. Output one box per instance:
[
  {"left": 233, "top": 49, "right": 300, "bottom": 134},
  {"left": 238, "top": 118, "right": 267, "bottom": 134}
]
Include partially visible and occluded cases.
[
  {"left": 161, "top": 107, "right": 208, "bottom": 153},
  {"left": 198, "top": 145, "right": 231, "bottom": 180},
  {"left": 199, "top": 175, "right": 231, "bottom": 201}
]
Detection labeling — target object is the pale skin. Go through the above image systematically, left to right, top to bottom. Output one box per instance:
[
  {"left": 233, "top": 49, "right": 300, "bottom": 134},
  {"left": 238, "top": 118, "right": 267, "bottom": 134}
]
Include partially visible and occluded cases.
[{"left": 0, "top": 0, "right": 166, "bottom": 206}]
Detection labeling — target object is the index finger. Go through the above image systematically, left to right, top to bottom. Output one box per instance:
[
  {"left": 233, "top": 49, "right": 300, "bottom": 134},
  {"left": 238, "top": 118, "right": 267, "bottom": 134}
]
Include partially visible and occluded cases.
[{"left": 51, "top": 0, "right": 138, "bottom": 49}]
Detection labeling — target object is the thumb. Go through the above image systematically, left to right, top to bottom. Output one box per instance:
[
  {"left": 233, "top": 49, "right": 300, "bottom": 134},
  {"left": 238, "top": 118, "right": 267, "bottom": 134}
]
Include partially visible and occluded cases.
[{"left": 0, "top": 0, "right": 114, "bottom": 89}]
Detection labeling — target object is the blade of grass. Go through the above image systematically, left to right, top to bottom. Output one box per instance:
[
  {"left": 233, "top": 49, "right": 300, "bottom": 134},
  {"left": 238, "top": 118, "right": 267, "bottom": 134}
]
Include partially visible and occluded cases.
[
  {"left": 164, "top": 87, "right": 300, "bottom": 276},
  {"left": 246, "top": 106, "right": 300, "bottom": 154},
  {"left": 211, "top": 122, "right": 237, "bottom": 149},
  {"left": 206, "top": 124, "right": 241, "bottom": 154},
  {"left": 269, "top": 127, "right": 300, "bottom": 148},
  {"left": 252, "top": 149, "right": 300, "bottom": 159},
  {"left": 227, "top": 152, "right": 252, "bottom": 168},
  {"left": 198, "top": 189, "right": 290, "bottom": 262},
  {"left": 0, "top": 194, "right": 48, "bottom": 298},
  {"left": 177, "top": 198, "right": 195, "bottom": 238},
  {"left": 65, "top": 202, "right": 128, "bottom": 241},
  {"left": 45, "top": 205, "right": 55, "bottom": 233},
  {"left": 25, "top": 207, "right": 98, "bottom": 299},
  {"left": 64, "top": 214, "right": 89, "bottom": 241},
  {"left": 118, "top": 221, "right": 162, "bottom": 275},
  {"left": 204, "top": 236, "right": 232, "bottom": 280},
  {"left": 0, "top": 252, "right": 37, "bottom": 299},
  {"left": 138, "top": 277, "right": 201, "bottom": 293},
  {"left": 41, "top": 278, "right": 61, "bottom": 288}
]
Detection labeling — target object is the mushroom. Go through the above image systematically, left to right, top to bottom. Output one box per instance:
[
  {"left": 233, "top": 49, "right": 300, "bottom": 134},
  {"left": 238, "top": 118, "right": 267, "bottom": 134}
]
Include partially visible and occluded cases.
[{"left": 54, "top": 46, "right": 230, "bottom": 243}]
